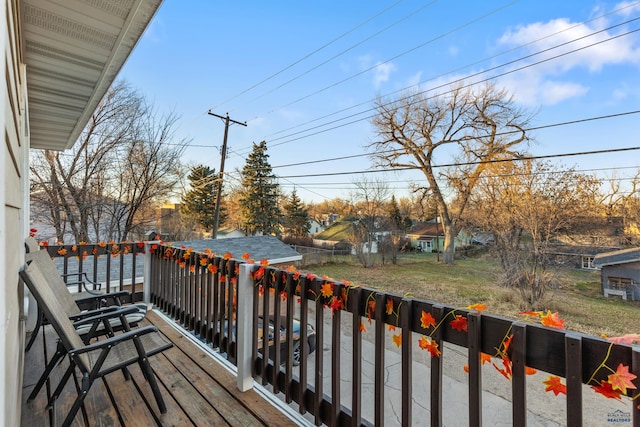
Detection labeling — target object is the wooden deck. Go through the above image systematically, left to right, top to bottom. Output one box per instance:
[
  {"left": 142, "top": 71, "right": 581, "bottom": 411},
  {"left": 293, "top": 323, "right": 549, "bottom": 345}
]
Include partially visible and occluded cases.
[{"left": 21, "top": 310, "right": 299, "bottom": 426}]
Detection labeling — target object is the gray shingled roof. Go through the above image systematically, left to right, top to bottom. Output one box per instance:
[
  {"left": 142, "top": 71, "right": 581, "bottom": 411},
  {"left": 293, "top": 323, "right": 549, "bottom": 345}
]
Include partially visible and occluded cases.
[
  {"left": 171, "top": 236, "right": 302, "bottom": 265},
  {"left": 593, "top": 247, "right": 640, "bottom": 267}
]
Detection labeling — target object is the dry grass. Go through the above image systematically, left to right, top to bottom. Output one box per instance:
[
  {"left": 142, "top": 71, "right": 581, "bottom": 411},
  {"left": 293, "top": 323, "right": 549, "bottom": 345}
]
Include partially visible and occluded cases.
[{"left": 304, "top": 252, "right": 639, "bottom": 337}]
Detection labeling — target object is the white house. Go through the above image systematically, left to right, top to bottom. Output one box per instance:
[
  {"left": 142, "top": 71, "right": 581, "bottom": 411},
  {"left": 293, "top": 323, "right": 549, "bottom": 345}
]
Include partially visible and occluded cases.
[{"left": 1, "top": 1, "right": 161, "bottom": 424}]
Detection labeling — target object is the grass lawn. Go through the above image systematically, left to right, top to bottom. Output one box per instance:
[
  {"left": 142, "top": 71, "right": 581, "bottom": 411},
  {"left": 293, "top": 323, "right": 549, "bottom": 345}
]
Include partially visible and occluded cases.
[{"left": 302, "top": 252, "right": 640, "bottom": 337}]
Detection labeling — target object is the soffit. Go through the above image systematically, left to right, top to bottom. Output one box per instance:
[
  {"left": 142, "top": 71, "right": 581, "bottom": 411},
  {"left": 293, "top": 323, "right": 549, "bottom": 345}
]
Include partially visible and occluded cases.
[{"left": 21, "top": 0, "right": 162, "bottom": 151}]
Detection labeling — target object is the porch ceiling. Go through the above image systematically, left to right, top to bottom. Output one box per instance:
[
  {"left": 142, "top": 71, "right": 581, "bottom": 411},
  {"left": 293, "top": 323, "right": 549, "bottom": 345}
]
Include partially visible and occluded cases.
[{"left": 20, "top": 0, "right": 162, "bottom": 151}]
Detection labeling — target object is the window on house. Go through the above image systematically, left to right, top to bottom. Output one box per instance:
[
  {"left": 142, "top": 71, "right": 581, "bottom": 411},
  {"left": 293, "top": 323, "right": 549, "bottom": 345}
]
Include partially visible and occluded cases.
[
  {"left": 581, "top": 256, "right": 596, "bottom": 269},
  {"left": 608, "top": 277, "right": 633, "bottom": 289}
]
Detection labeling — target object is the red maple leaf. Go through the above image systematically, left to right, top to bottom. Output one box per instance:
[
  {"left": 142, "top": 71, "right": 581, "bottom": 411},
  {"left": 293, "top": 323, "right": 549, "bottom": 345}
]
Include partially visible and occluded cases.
[
  {"left": 306, "top": 273, "right": 317, "bottom": 281},
  {"left": 328, "top": 296, "right": 343, "bottom": 314},
  {"left": 420, "top": 310, "right": 436, "bottom": 329},
  {"left": 450, "top": 315, "right": 468, "bottom": 332},
  {"left": 606, "top": 334, "right": 640, "bottom": 345},
  {"left": 418, "top": 336, "right": 441, "bottom": 358},
  {"left": 607, "top": 364, "right": 637, "bottom": 394},
  {"left": 543, "top": 375, "right": 567, "bottom": 396},
  {"left": 591, "top": 380, "right": 623, "bottom": 400}
]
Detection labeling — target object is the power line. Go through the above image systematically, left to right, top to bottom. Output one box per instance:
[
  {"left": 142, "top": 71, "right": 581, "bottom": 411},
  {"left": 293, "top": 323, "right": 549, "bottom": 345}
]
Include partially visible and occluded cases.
[
  {"left": 209, "top": 0, "right": 406, "bottom": 111},
  {"left": 233, "top": 0, "right": 439, "bottom": 113},
  {"left": 262, "top": 1, "right": 640, "bottom": 141},
  {"left": 263, "top": 22, "right": 640, "bottom": 149},
  {"left": 268, "top": 110, "right": 640, "bottom": 169},
  {"left": 274, "top": 146, "right": 640, "bottom": 179}
]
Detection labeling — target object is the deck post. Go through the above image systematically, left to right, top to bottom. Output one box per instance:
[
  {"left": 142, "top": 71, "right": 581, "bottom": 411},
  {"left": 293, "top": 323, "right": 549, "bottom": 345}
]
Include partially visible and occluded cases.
[
  {"left": 143, "top": 241, "right": 158, "bottom": 305},
  {"left": 237, "top": 263, "right": 254, "bottom": 392}
]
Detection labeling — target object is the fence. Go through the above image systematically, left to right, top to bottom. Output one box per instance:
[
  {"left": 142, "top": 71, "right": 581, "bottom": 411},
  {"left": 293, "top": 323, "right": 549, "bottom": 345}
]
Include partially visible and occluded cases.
[{"left": 142, "top": 243, "right": 639, "bottom": 426}]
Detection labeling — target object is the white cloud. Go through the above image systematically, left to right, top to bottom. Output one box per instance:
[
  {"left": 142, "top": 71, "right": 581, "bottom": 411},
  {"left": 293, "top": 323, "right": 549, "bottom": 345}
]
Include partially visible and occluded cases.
[
  {"left": 614, "top": 1, "right": 640, "bottom": 17},
  {"left": 494, "top": 14, "right": 640, "bottom": 105},
  {"left": 372, "top": 61, "right": 397, "bottom": 89}
]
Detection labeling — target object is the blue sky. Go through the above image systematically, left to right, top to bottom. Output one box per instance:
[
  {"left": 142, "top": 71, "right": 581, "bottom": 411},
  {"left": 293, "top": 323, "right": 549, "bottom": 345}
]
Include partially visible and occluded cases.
[{"left": 119, "top": 1, "right": 640, "bottom": 203}]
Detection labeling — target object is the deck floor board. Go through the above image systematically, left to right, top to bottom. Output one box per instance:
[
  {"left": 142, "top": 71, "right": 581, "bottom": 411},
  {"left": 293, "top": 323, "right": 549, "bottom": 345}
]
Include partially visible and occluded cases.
[{"left": 21, "top": 309, "right": 298, "bottom": 427}]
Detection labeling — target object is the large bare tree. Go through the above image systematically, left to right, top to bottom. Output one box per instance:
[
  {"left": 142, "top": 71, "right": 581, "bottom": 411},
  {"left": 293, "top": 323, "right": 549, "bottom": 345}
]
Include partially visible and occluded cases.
[
  {"left": 30, "top": 81, "right": 187, "bottom": 243},
  {"left": 371, "top": 83, "right": 533, "bottom": 264}
]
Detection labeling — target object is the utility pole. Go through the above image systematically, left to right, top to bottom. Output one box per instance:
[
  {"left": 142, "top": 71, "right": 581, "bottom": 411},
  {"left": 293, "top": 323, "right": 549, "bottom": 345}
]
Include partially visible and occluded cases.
[{"left": 208, "top": 111, "right": 246, "bottom": 239}]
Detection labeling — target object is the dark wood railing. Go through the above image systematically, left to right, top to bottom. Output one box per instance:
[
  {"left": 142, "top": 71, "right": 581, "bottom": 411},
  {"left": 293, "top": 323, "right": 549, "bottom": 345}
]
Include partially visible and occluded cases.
[
  {"left": 45, "top": 242, "right": 146, "bottom": 302},
  {"left": 145, "top": 243, "right": 639, "bottom": 426}
]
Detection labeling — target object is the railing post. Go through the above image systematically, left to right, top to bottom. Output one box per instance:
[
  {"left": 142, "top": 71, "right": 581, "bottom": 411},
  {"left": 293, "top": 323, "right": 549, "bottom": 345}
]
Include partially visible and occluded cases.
[
  {"left": 143, "top": 241, "right": 158, "bottom": 305},
  {"left": 237, "top": 263, "right": 254, "bottom": 392}
]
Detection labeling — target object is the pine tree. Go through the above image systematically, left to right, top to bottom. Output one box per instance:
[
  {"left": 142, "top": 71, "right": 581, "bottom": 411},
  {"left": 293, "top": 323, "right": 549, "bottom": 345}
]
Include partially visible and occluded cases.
[
  {"left": 239, "top": 141, "right": 282, "bottom": 235},
  {"left": 180, "top": 165, "right": 224, "bottom": 232},
  {"left": 282, "top": 189, "right": 310, "bottom": 237}
]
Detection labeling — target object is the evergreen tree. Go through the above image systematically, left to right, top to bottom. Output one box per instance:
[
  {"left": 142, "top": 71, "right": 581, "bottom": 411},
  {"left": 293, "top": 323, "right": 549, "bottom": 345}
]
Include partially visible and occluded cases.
[
  {"left": 239, "top": 141, "right": 282, "bottom": 235},
  {"left": 180, "top": 165, "right": 224, "bottom": 232},
  {"left": 282, "top": 189, "right": 311, "bottom": 237}
]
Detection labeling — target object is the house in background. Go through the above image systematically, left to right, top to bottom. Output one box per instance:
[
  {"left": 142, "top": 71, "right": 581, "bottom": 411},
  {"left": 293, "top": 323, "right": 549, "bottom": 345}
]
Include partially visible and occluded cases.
[
  {"left": 1, "top": 1, "right": 161, "bottom": 424},
  {"left": 308, "top": 218, "right": 324, "bottom": 236},
  {"left": 407, "top": 221, "right": 470, "bottom": 253},
  {"left": 215, "top": 227, "right": 246, "bottom": 239},
  {"left": 593, "top": 247, "right": 640, "bottom": 301}
]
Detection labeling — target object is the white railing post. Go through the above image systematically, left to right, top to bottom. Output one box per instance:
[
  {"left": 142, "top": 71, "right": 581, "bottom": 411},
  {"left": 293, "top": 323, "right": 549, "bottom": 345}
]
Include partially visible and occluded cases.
[
  {"left": 143, "top": 241, "right": 159, "bottom": 305},
  {"left": 236, "top": 263, "right": 254, "bottom": 392}
]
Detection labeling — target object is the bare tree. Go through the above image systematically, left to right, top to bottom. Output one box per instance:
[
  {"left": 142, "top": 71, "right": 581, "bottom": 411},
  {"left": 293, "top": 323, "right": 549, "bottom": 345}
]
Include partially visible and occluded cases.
[
  {"left": 29, "top": 81, "right": 187, "bottom": 243},
  {"left": 371, "top": 83, "right": 533, "bottom": 264},
  {"left": 465, "top": 159, "right": 601, "bottom": 306},
  {"left": 349, "top": 176, "right": 390, "bottom": 268}
]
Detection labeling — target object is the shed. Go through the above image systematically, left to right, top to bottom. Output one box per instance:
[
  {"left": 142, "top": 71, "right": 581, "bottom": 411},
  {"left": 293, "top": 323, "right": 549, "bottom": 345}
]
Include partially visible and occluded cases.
[{"left": 593, "top": 247, "right": 640, "bottom": 301}]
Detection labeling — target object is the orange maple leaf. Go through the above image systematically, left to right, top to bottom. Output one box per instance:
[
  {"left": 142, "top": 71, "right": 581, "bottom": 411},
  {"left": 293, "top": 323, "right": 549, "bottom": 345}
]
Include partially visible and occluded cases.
[
  {"left": 57, "top": 248, "right": 67, "bottom": 256},
  {"left": 223, "top": 252, "right": 233, "bottom": 260},
  {"left": 242, "top": 252, "right": 250, "bottom": 260},
  {"left": 200, "top": 257, "right": 208, "bottom": 266},
  {"left": 259, "top": 258, "right": 269, "bottom": 266},
  {"left": 208, "top": 264, "right": 218, "bottom": 274},
  {"left": 189, "top": 265, "right": 195, "bottom": 273},
  {"left": 286, "top": 265, "right": 297, "bottom": 273},
  {"left": 306, "top": 273, "right": 317, "bottom": 281},
  {"left": 320, "top": 282, "right": 334, "bottom": 298},
  {"left": 385, "top": 299, "right": 394, "bottom": 315},
  {"left": 467, "top": 303, "right": 486, "bottom": 311},
  {"left": 540, "top": 310, "right": 565, "bottom": 329},
  {"left": 420, "top": 311, "right": 436, "bottom": 329},
  {"left": 450, "top": 315, "right": 468, "bottom": 332},
  {"left": 359, "top": 322, "right": 367, "bottom": 332},
  {"left": 388, "top": 325, "right": 396, "bottom": 332},
  {"left": 392, "top": 333, "right": 402, "bottom": 348},
  {"left": 418, "top": 336, "right": 441, "bottom": 358},
  {"left": 480, "top": 353, "right": 492, "bottom": 365},
  {"left": 463, "top": 364, "right": 469, "bottom": 373},
  {"left": 607, "top": 364, "right": 637, "bottom": 394},
  {"left": 526, "top": 366, "right": 538, "bottom": 375},
  {"left": 543, "top": 375, "right": 567, "bottom": 396},
  {"left": 591, "top": 380, "right": 623, "bottom": 400}
]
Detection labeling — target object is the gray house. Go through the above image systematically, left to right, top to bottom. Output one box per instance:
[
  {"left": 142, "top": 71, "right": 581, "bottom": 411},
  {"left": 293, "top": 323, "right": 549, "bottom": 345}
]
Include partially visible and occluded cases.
[{"left": 593, "top": 247, "right": 640, "bottom": 301}]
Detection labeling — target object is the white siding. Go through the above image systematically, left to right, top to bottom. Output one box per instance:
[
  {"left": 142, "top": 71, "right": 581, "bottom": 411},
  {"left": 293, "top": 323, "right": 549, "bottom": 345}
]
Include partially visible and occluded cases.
[{"left": 2, "top": 0, "right": 28, "bottom": 424}]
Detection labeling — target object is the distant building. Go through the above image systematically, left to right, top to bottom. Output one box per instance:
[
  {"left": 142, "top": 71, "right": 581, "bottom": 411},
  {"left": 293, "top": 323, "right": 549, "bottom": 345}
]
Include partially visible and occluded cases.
[{"left": 593, "top": 247, "right": 640, "bottom": 301}]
